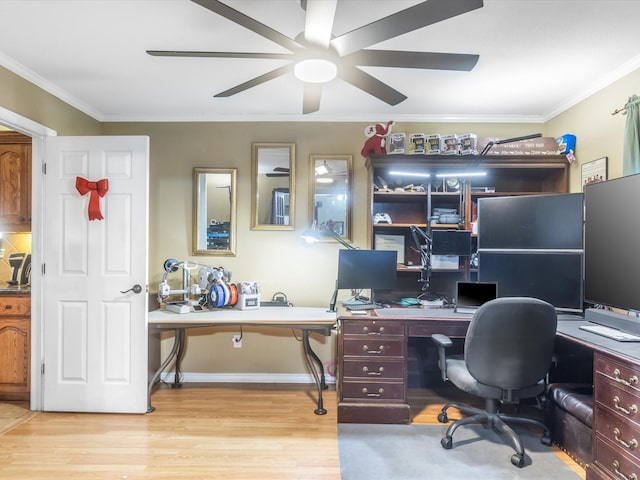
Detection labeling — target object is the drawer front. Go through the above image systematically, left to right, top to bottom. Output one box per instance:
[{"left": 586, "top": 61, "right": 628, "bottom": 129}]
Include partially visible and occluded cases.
[
  {"left": 0, "top": 296, "right": 30, "bottom": 316},
  {"left": 342, "top": 320, "right": 404, "bottom": 337},
  {"left": 342, "top": 338, "right": 405, "bottom": 357},
  {"left": 595, "top": 353, "right": 640, "bottom": 394},
  {"left": 343, "top": 359, "right": 404, "bottom": 380},
  {"left": 595, "top": 373, "right": 640, "bottom": 427},
  {"left": 341, "top": 381, "right": 405, "bottom": 401},
  {"left": 596, "top": 403, "right": 640, "bottom": 463},
  {"left": 595, "top": 436, "right": 640, "bottom": 480}
]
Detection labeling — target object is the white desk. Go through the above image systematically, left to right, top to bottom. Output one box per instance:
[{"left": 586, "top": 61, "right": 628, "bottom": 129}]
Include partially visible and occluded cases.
[{"left": 148, "top": 307, "right": 337, "bottom": 414}]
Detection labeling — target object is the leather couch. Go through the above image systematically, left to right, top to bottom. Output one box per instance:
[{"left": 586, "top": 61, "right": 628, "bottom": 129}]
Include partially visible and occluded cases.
[{"left": 545, "top": 383, "right": 594, "bottom": 467}]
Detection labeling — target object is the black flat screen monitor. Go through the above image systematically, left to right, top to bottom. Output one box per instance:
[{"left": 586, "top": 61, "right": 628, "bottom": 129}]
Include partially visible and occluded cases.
[
  {"left": 584, "top": 173, "right": 640, "bottom": 312},
  {"left": 478, "top": 193, "right": 583, "bottom": 250},
  {"left": 432, "top": 230, "right": 472, "bottom": 256},
  {"left": 337, "top": 249, "right": 397, "bottom": 290},
  {"left": 478, "top": 251, "right": 583, "bottom": 312},
  {"left": 455, "top": 281, "right": 498, "bottom": 310}
]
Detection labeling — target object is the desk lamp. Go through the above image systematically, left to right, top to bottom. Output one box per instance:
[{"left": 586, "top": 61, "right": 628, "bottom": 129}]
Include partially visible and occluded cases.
[{"left": 301, "top": 227, "right": 357, "bottom": 312}]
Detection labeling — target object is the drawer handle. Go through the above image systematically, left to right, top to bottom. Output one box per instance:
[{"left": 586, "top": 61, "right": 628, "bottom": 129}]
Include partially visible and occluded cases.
[
  {"left": 4, "top": 304, "right": 11, "bottom": 310},
  {"left": 363, "top": 326, "right": 384, "bottom": 335},
  {"left": 363, "top": 345, "right": 384, "bottom": 355},
  {"left": 363, "top": 366, "right": 384, "bottom": 376},
  {"left": 614, "top": 368, "right": 639, "bottom": 387},
  {"left": 362, "top": 387, "right": 384, "bottom": 397},
  {"left": 614, "top": 396, "right": 638, "bottom": 416},
  {"left": 614, "top": 428, "right": 639, "bottom": 450},
  {"left": 613, "top": 460, "right": 637, "bottom": 480}
]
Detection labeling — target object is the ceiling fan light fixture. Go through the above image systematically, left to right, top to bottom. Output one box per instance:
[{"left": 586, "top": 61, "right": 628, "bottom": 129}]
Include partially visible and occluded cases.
[{"left": 294, "top": 59, "right": 337, "bottom": 83}]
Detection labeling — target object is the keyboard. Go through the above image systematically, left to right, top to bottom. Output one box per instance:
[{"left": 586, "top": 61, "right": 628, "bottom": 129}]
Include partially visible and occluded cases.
[
  {"left": 345, "top": 303, "right": 379, "bottom": 311},
  {"left": 579, "top": 324, "right": 640, "bottom": 342}
]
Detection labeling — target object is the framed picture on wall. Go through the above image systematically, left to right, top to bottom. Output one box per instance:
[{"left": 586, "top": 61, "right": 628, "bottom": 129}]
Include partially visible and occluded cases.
[{"left": 581, "top": 157, "right": 607, "bottom": 191}]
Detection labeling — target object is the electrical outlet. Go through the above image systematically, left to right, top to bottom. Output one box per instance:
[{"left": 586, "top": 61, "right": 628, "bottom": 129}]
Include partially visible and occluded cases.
[{"left": 232, "top": 335, "right": 242, "bottom": 348}]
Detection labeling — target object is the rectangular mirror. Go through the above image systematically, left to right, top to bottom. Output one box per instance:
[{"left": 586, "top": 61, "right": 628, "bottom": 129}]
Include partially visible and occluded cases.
[
  {"left": 252, "top": 143, "right": 295, "bottom": 230},
  {"left": 310, "top": 154, "right": 352, "bottom": 241},
  {"left": 193, "top": 167, "right": 237, "bottom": 256}
]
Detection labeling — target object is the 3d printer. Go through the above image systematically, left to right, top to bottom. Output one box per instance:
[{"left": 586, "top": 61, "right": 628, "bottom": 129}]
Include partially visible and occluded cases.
[{"left": 157, "top": 258, "right": 233, "bottom": 313}]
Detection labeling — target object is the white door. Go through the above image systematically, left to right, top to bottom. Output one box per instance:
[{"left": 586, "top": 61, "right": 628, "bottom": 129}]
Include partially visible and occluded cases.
[{"left": 42, "top": 136, "right": 149, "bottom": 413}]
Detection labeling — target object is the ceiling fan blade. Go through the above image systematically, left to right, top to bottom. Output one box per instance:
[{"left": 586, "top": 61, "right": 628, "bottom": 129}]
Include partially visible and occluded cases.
[
  {"left": 191, "top": 0, "right": 302, "bottom": 52},
  {"left": 303, "top": 0, "right": 337, "bottom": 48},
  {"left": 331, "top": 0, "right": 484, "bottom": 56},
  {"left": 147, "top": 50, "right": 293, "bottom": 60},
  {"left": 345, "top": 50, "right": 479, "bottom": 71},
  {"left": 214, "top": 64, "right": 294, "bottom": 97},
  {"left": 340, "top": 65, "right": 407, "bottom": 106},
  {"left": 303, "top": 83, "right": 323, "bottom": 114},
  {"left": 273, "top": 167, "right": 290, "bottom": 173}
]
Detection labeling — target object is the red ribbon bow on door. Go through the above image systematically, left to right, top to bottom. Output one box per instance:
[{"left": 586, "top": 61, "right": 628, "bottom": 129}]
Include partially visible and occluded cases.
[{"left": 76, "top": 177, "right": 109, "bottom": 221}]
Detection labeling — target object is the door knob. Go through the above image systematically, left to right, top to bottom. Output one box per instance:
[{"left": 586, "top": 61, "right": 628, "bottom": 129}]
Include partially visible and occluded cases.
[{"left": 120, "top": 284, "right": 142, "bottom": 294}]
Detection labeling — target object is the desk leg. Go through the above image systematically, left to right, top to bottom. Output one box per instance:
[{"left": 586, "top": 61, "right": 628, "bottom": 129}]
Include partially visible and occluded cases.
[
  {"left": 147, "top": 328, "right": 182, "bottom": 413},
  {"left": 171, "top": 329, "right": 186, "bottom": 388},
  {"left": 302, "top": 329, "right": 327, "bottom": 415}
]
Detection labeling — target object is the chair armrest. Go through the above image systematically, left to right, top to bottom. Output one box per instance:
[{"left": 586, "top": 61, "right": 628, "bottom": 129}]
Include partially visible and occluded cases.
[
  {"left": 432, "top": 333, "right": 453, "bottom": 348},
  {"left": 432, "top": 334, "right": 453, "bottom": 382}
]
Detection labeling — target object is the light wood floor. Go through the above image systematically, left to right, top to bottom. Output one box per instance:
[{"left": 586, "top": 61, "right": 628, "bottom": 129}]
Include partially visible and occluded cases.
[{"left": 0, "top": 383, "right": 586, "bottom": 479}]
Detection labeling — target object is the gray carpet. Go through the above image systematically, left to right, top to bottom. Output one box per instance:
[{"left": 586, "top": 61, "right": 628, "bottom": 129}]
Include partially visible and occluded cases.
[{"left": 338, "top": 423, "right": 581, "bottom": 480}]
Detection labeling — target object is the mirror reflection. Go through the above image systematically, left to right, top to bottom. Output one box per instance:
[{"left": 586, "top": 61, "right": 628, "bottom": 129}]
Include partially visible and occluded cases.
[
  {"left": 252, "top": 143, "right": 295, "bottom": 230},
  {"left": 310, "top": 154, "right": 352, "bottom": 241},
  {"left": 193, "top": 168, "right": 237, "bottom": 256}
]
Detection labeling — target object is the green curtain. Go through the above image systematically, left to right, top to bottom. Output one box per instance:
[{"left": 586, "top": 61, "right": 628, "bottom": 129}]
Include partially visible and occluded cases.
[{"left": 623, "top": 95, "right": 640, "bottom": 176}]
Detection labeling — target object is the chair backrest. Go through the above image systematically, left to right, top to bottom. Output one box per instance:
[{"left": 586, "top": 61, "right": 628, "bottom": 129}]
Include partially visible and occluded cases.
[{"left": 465, "top": 296, "right": 558, "bottom": 390}]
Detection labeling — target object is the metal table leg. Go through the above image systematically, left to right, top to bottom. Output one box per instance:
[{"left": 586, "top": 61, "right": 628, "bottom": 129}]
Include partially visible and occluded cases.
[
  {"left": 147, "top": 327, "right": 182, "bottom": 412},
  {"left": 171, "top": 328, "right": 186, "bottom": 388},
  {"left": 302, "top": 329, "right": 328, "bottom": 415}
]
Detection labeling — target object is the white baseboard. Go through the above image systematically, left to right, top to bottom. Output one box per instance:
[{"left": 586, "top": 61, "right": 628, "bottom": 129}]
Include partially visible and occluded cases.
[{"left": 159, "top": 372, "right": 336, "bottom": 385}]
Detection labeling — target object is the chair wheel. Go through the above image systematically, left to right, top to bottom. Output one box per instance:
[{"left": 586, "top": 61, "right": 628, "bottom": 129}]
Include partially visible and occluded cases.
[
  {"left": 437, "top": 412, "right": 448, "bottom": 423},
  {"left": 541, "top": 434, "right": 551, "bottom": 446},
  {"left": 441, "top": 436, "right": 453, "bottom": 449},
  {"left": 511, "top": 453, "right": 525, "bottom": 468}
]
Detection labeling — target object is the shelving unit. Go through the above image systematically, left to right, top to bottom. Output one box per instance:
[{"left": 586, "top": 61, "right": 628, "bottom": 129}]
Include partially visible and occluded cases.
[{"left": 366, "top": 153, "right": 569, "bottom": 302}]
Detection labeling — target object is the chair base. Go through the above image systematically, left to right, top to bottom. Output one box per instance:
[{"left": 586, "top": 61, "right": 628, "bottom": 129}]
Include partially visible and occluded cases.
[{"left": 438, "top": 398, "right": 551, "bottom": 468}]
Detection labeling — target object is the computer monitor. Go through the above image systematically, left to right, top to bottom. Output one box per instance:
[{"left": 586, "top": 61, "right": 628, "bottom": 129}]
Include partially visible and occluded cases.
[
  {"left": 431, "top": 230, "right": 472, "bottom": 256},
  {"left": 337, "top": 249, "right": 397, "bottom": 290}
]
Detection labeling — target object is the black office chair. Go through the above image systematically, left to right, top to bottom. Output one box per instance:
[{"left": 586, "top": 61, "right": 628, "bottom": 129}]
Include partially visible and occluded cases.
[{"left": 432, "top": 297, "right": 557, "bottom": 468}]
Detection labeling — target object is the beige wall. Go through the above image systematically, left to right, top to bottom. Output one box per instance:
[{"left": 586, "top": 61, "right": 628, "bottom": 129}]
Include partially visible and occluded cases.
[
  {"left": 1, "top": 62, "right": 638, "bottom": 377},
  {"left": 546, "top": 68, "right": 640, "bottom": 191}
]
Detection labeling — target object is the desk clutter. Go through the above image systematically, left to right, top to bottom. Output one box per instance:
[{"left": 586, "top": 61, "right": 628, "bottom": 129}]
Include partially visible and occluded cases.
[{"left": 156, "top": 258, "right": 259, "bottom": 313}]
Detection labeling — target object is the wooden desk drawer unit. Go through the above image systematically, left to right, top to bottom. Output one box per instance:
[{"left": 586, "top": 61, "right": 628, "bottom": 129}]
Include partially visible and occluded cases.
[
  {"left": 338, "top": 318, "right": 409, "bottom": 423},
  {"left": 590, "top": 352, "right": 640, "bottom": 480}
]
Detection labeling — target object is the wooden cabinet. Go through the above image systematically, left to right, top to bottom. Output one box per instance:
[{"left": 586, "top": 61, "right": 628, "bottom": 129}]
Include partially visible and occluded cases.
[
  {"left": 0, "top": 131, "right": 32, "bottom": 232},
  {"left": 366, "top": 154, "right": 568, "bottom": 301},
  {"left": 0, "top": 294, "right": 31, "bottom": 400},
  {"left": 337, "top": 316, "right": 410, "bottom": 423},
  {"left": 588, "top": 352, "right": 640, "bottom": 480}
]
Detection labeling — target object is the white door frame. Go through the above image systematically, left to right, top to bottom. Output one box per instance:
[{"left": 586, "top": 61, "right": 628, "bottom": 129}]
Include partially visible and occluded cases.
[{"left": 0, "top": 105, "right": 56, "bottom": 411}]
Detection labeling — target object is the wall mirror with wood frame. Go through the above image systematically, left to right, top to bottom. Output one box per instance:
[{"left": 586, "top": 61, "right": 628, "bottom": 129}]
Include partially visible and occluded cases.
[
  {"left": 252, "top": 142, "right": 295, "bottom": 230},
  {"left": 309, "top": 154, "right": 352, "bottom": 241},
  {"left": 193, "top": 167, "right": 237, "bottom": 256}
]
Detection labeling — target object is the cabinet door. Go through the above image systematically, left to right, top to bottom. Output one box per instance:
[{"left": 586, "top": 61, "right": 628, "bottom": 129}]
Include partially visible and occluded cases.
[
  {"left": 0, "top": 142, "right": 31, "bottom": 231},
  {"left": 0, "top": 317, "right": 30, "bottom": 400}
]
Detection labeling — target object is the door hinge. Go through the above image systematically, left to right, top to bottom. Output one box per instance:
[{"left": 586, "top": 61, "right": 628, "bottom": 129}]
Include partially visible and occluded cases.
[
  {"left": 42, "top": 162, "right": 46, "bottom": 175},
  {"left": 41, "top": 263, "right": 45, "bottom": 275},
  {"left": 41, "top": 363, "right": 45, "bottom": 375}
]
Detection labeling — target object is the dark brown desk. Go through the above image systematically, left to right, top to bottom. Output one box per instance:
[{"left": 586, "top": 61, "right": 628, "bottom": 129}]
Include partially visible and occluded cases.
[{"left": 337, "top": 308, "right": 472, "bottom": 424}]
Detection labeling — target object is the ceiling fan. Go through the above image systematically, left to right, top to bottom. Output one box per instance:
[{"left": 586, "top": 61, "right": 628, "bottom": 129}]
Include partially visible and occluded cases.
[{"left": 147, "top": 0, "right": 483, "bottom": 114}]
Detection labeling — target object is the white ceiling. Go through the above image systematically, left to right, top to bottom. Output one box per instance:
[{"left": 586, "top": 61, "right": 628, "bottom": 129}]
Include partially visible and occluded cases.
[{"left": 0, "top": 0, "right": 639, "bottom": 123}]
